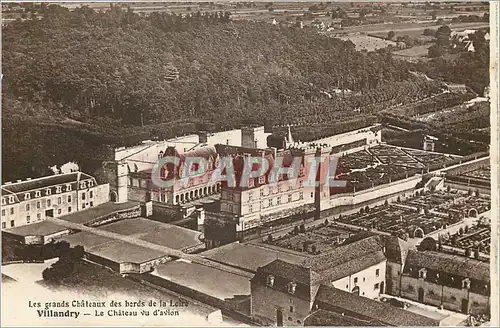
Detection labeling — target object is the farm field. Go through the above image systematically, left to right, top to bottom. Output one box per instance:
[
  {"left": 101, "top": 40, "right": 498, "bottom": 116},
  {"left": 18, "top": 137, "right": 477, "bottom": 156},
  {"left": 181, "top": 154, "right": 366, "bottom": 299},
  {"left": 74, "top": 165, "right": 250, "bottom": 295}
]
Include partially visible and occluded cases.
[{"left": 393, "top": 44, "right": 433, "bottom": 61}]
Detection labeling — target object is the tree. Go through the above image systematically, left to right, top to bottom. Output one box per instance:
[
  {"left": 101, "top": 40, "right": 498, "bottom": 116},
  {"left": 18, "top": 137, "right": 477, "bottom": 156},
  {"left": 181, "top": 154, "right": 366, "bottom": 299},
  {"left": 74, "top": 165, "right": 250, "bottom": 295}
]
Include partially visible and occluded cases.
[
  {"left": 431, "top": 11, "right": 437, "bottom": 20},
  {"left": 436, "top": 18, "right": 444, "bottom": 25},
  {"left": 435, "top": 25, "right": 452, "bottom": 46},
  {"left": 423, "top": 28, "right": 435, "bottom": 36},
  {"left": 387, "top": 31, "right": 395, "bottom": 40},
  {"left": 428, "top": 44, "right": 444, "bottom": 58},
  {"left": 447, "top": 185, "right": 451, "bottom": 193},
  {"left": 468, "top": 188, "right": 473, "bottom": 196},
  {"left": 475, "top": 189, "right": 480, "bottom": 197},
  {"left": 397, "top": 196, "right": 401, "bottom": 203},
  {"left": 384, "top": 199, "right": 389, "bottom": 206},
  {"left": 364, "top": 205, "right": 370, "bottom": 213},
  {"left": 360, "top": 207, "right": 365, "bottom": 214},
  {"left": 324, "top": 218, "right": 329, "bottom": 226},
  {"left": 299, "top": 224, "right": 306, "bottom": 233},
  {"left": 464, "top": 225, "right": 469, "bottom": 234},
  {"left": 294, "top": 226, "right": 299, "bottom": 235},
  {"left": 459, "top": 227, "right": 464, "bottom": 235},
  {"left": 267, "top": 234, "right": 273, "bottom": 243},
  {"left": 451, "top": 234, "right": 459, "bottom": 245},
  {"left": 418, "top": 237, "right": 437, "bottom": 251},
  {"left": 438, "top": 238, "right": 443, "bottom": 251},
  {"left": 311, "top": 244, "right": 317, "bottom": 253},
  {"left": 465, "top": 248, "right": 471, "bottom": 257},
  {"left": 474, "top": 249, "right": 480, "bottom": 259}
]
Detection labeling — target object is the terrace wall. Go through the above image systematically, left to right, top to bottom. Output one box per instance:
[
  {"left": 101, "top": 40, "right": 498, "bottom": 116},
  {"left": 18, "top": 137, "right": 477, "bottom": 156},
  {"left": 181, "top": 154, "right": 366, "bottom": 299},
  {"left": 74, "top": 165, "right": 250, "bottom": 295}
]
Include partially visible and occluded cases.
[
  {"left": 442, "top": 157, "right": 490, "bottom": 176},
  {"left": 320, "top": 175, "right": 421, "bottom": 212}
]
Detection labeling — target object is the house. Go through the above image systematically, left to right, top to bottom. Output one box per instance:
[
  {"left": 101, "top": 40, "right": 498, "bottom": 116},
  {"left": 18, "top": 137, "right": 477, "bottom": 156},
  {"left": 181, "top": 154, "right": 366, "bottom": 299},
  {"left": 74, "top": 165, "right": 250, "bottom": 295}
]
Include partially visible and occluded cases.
[
  {"left": 1, "top": 172, "right": 109, "bottom": 230},
  {"left": 250, "top": 236, "right": 439, "bottom": 326}
]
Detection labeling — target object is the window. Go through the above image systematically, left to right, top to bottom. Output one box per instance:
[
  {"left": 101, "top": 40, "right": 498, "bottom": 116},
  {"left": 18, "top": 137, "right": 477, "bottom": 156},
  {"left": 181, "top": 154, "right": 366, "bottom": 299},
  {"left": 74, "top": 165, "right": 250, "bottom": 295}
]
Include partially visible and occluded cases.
[
  {"left": 259, "top": 176, "right": 265, "bottom": 184},
  {"left": 299, "top": 180, "right": 303, "bottom": 188},
  {"left": 88, "top": 181, "right": 94, "bottom": 187},
  {"left": 80, "top": 182, "right": 86, "bottom": 189},
  {"left": 66, "top": 184, "right": 72, "bottom": 192},
  {"left": 56, "top": 186, "right": 62, "bottom": 193},
  {"left": 260, "top": 188, "right": 264, "bottom": 197},
  {"left": 46, "top": 189, "right": 51, "bottom": 196},
  {"left": 35, "top": 191, "right": 41, "bottom": 197},
  {"left": 90, "top": 191, "right": 93, "bottom": 198},
  {"left": 248, "top": 192, "right": 253, "bottom": 201},
  {"left": 299, "top": 192, "right": 303, "bottom": 200},
  {"left": 310, "top": 192, "right": 314, "bottom": 198},
  {"left": 24, "top": 193, "right": 30, "bottom": 200},
  {"left": 82, "top": 193, "right": 86, "bottom": 200},
  {"left": 288, "top": 194, "right": 292, "bottom": 202},
  {"left": 68, "top": 195, "right": 72, "bottom": 203},
  {"left": 9, "top": 196, "right": 14, "bottom": 204},
  {"left": 58, "top": 197, "right": 62, "bottom": 205},
  {"left": 277, "top": 197, "right": 281, "bottom": 205},
  {"left": 1, "top": 198, "right": 5, "bottom": 205},
  {"left": 47, "top": 199, "right": 51, "bottom": 207},
  {"left": 268, "top": 199, "right": 273, "bottom": 207},
  {"left": 36, "top": 201, "right": 41, "bottom": 209},
  {"left": 90, "top": 201, "right": 93, "bottom": 207},
  {"left": 26, "top": 204, "right": 30, "bottom": 211},
  {"left": 82, "top": 204, "right": 86, "bottom": 209},
  {"left": 228, "top": 204, "right": 233, "bottom": 213},
  {"left": 249, "top": 205, "right": 253, "bottom": 213},
  {"left": 68, "top": 207, "right": 72, "bottom": 213},
  {"left": 10, "top": 208, "right": 14, "bottom": 215},
  {"left": 1, "top": 209, "right": 5, "bottom": 216},
  {"left": 57, "top": 209, "right": 62, "bottom": 215},
  {"left": 37, "top": 213, "right": 41, "bottom": 220},
  {"left": 26, "top": 216, "right": 30, "bottom": 223},
  {"left": 10, "top": 220, "right": 14, "bottom": 227},
  {"left": 2, "top": 222, "right": 5, "bottom": 229},
  {"left": 376, "top": 269, "right": 380, "bottom": 277},
  {"left": 266, "top": 275, "right": 275, "bottom": 287},
  {"left": 354, "top": 277, "right": 358, "bottom": 284},
  {"left": 363, "top": 277, "right": 366, "bottom": 282},
  {"left": 287, "top": 282, "right": 297, "bottom": 294},
  {"left": 374, "top": 283, "right": 379, "bottom": 290},
  {"left": 408, "top": 285, "right": 414, "bottom": 291},
  {"left": 450, "top": 296, "right": 456, "bottom": 302},
  {"left": 289, "top": 299, "right": 293, "bottom": 304},
  {"left": 289, "top": 306, "right": 294, "bottom": 313}
]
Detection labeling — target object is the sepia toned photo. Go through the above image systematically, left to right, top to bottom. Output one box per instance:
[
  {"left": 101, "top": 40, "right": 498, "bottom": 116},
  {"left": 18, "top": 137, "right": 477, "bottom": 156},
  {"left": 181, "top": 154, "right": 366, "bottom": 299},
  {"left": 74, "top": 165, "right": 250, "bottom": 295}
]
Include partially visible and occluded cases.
[{"left": 1, "top": 1, "right": 497, "bottom": 327}]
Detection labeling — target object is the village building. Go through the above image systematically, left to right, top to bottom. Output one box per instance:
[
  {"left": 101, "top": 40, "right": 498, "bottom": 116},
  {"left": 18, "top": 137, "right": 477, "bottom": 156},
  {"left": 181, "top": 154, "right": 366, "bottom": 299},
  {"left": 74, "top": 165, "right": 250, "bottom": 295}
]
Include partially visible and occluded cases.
[
  {"left": 1, "top": 172, "right": 109, "bottom": 230},
  {"left": 250, "top": 235, "right": 440, "bottom": 326}
]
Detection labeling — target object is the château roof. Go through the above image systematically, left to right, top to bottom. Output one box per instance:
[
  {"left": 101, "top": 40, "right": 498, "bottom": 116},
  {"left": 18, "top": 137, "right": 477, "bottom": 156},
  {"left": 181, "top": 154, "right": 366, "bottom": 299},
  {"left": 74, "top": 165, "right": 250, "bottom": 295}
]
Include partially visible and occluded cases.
[
  {"left": 2, "top": 172, "right": 95, "bottom": 195},
  {"left": 405, "top": 250, "right": 490, "bottom": 282}
]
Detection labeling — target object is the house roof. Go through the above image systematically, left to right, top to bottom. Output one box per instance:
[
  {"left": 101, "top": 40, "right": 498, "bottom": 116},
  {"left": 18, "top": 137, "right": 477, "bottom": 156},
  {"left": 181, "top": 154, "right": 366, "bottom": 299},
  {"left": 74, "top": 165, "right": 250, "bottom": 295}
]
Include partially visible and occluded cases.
[
  {"left": 2, "top": 172, "right": 95, "bottom": 196},
  {"left": 302, "top": 235, "right": 385, "bottom": 278},
  {"left": 383, "top": 235, "right": 414, "bottom": 265},
  {"left": 405, "top": 250, "right": 490, "bottom": 282},
  {"left": 321, "top": 251, "right": 386, "bottom": 282},
  {"left": 255, "top": 259, "right": 317, "bottom": 286},
  {"left": 315, "top": 285, "right": 439, "bottom": 326},
  {"left": 303, "top": 309, "right": 382, "bottom": 326}
]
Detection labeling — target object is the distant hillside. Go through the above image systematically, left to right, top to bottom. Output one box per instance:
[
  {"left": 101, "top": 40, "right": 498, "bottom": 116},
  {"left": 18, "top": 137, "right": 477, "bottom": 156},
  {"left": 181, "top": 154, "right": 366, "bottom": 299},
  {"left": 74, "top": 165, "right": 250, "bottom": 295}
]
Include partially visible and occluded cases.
[{"left": 1, "top": 5, "right": 483, "bottom": 182}]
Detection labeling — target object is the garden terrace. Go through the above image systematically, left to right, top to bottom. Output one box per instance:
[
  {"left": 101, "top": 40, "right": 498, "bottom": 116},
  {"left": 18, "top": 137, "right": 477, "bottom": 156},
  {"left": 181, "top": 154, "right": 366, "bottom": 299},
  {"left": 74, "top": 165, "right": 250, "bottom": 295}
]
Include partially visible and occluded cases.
[
  {"left": 368, "top": 145, "right": 425, "bottom": 169},
  {"left": 401, "top": 148, "right": 462, "bottom": 167},
  {"left": 458, "top": 165, "right": 491, "bottom": 181},
  {"left": 336, "top": 204, "right": 458, "bottom": 237},
  {"left": 266, "top": 224, "right": 353, "bottom": 255},
  {"left": 442, "top": 224, "right": 491, "bottom": 254}
]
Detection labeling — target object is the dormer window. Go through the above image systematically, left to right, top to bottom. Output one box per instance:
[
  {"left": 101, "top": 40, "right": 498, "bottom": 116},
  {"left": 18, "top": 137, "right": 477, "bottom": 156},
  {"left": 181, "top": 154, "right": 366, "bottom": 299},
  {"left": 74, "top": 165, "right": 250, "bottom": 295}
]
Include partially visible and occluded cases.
[
  {"left": 88, "top": 181, "right": 94, "bottom": 187},
  {"left": 80, "top": 182, "right": 86, "bottom": 189},
  {"left": 66, "top": 184, "right": 72, "bottom": 192},
  {"left": 56, "top": 186, "right": 62, "bottom": 194},
  {"left": 46, "top": 189, "right": 51, "bottom": 196},
  {"left": 35, "top": 191, "right": 41, "bottom": 197},
  {"left": 24, "top": 193, "right": 31, "bottom": 200},
  {"left": 9, "top": 196, "right": 15, "bottom": 204},
  {"left": 1, "top": 198, "right": 5, "bottom": 205},
  {"left": 418, "top": 268, "right": 427, "bottom": 279},
  {"left": 266, "top": 275, "right": 275, "bottom": 287},
  {"left": 462, "top": 278, "right": 471, "bottom": 289},
  {"left": 287, "top": 282, "right": 297, "bottom": 295}
]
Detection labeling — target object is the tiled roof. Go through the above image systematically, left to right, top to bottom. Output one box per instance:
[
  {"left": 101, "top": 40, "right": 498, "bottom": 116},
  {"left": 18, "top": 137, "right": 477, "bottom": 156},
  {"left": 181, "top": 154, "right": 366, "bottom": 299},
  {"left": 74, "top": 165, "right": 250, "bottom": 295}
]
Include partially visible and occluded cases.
[
  {"left": 2, "top": 172, "right": 94, "bottom": 195},
  {"left": 302, "top": 235, "right": 385, "bottom": 275},
  {"left": 383, "top": 235, "right": 414, "bottom": 265},
  {"left": 405, "top": 250, "right": 490, "bottom": 282},
  {"left": 321, "top": 251, "right": 386, "bottom": 282},
  {"left": 256, "top": 259, "right": 316, "bottom": 285},
  {"left": 315, "top": 285, "right": 439, "bottom": 327},
  {"left": 303, "top": 309, "right": 382, "bottom": 326}
]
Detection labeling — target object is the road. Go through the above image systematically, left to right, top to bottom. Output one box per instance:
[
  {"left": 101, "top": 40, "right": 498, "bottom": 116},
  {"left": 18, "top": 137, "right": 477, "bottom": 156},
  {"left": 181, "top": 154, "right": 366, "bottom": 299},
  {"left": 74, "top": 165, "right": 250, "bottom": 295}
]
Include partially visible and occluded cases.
[{"left": 47, "top": 217, "right": 254, "bottom": 279}]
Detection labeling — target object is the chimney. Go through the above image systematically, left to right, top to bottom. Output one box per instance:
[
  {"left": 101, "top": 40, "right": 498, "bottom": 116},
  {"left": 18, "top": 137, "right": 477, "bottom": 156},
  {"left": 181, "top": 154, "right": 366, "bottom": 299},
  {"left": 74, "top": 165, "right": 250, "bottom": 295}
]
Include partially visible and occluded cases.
[
  {"left": 226, "top": 139, "right": 230, "bottom": 145},
  {"left": 26, "top": 178, "right": 32, "bottom": 181},
  {"left": 16, "top": 180, "right": 22, "bottom": 183}
]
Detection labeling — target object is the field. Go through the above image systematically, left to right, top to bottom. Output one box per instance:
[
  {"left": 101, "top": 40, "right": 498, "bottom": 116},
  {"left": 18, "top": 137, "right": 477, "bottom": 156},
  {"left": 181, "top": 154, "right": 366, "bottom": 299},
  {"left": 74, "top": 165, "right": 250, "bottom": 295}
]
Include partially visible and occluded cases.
[
  {"left": 337, "top": 34, "right": 397, "bottom": 51},
  {"left": 393, "top": 44, "right": 433, "bottom": 61},
  {"left": 441, "top": 222, "right": 490, "bottom": 254}
]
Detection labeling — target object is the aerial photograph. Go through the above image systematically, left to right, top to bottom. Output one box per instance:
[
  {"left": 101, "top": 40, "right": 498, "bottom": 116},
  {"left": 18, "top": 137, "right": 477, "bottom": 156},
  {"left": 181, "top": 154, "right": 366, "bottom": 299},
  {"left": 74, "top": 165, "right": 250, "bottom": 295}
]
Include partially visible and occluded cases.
[{"left": 1, "top": 1, "right": 495, "bottom": 327}]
